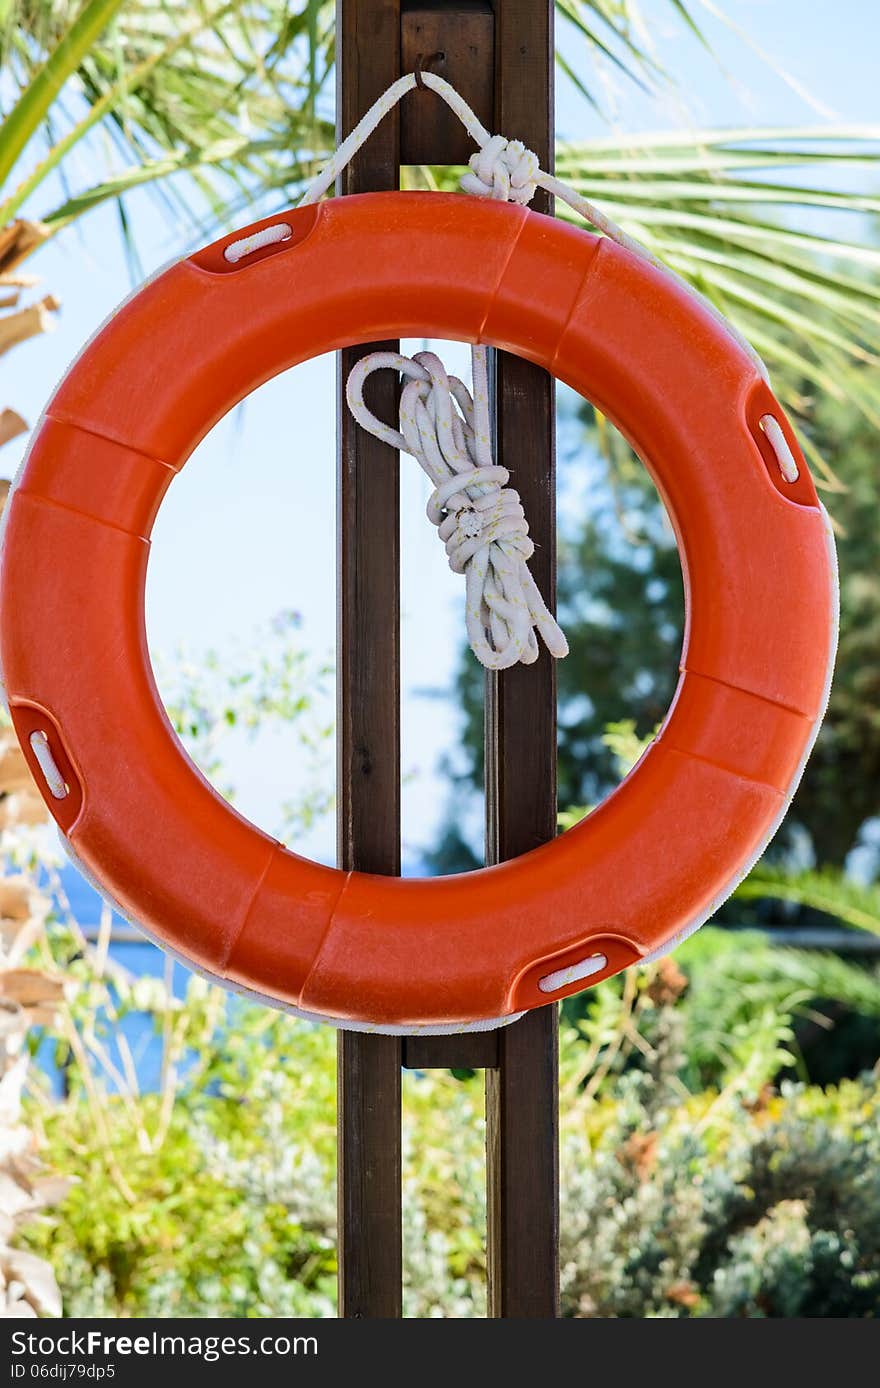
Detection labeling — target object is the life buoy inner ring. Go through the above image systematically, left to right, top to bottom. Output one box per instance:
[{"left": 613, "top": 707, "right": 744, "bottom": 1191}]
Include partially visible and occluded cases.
[{"left": 0, "top": 192, "right": 836, "bottom": 1032}]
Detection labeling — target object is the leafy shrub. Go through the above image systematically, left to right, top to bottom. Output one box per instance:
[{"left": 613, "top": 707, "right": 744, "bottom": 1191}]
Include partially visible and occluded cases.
[
  {"left": 22, "top": 934, "right": 880, "bottom": 1318},
  {"left": 559, "top": 1075, "right": 880, "bottom": 1318}
]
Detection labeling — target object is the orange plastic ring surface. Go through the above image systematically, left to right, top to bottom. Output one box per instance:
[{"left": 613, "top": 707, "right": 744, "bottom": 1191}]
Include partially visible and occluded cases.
[{"left": 0, "top": 193, "right": 836, "bottom": 1031}]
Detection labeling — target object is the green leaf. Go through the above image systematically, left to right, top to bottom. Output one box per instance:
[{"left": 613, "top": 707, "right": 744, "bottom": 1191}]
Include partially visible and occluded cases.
[
  {"left": 0, "top": 0, "right": 127, "bottom": 192},
  {"left": 0, "top": 21, "right": 202, "bottom": 226},
  {"left": 735, "top": 867, "right": 880, "bottom": 936}
]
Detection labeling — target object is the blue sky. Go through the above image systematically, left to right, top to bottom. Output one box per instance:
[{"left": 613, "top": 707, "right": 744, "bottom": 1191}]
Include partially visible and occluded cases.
[{"left": 3, "top": 1, "right": 878, "bottom": 871}]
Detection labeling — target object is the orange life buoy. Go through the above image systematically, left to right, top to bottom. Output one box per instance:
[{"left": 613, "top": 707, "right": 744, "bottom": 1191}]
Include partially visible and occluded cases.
[{"left": 0, "top": 192, "right": 836, "bottom": 1032}]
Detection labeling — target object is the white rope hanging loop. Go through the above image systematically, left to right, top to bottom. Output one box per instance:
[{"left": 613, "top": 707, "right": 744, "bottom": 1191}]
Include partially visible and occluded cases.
[{"left": 295, "top": 69, "right": 769, "bottom": 381}]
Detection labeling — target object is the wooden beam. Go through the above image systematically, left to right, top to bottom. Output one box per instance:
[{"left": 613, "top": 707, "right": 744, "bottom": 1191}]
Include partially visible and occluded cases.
[
  {"left": 336, "top": 0, "right": 404, "bottom": 1320},
  {"left": 485, "top": 0, "right": 560, "bottom": 1320},
  {"left": 400, "top": 1, "right": 495, "bottom": 165},
  {"left": 402, "top": 1030, "right": 500, "bottom": 1071},
  {"left": 337, "top": 1032, "right": 403, "bottom": 1316}
]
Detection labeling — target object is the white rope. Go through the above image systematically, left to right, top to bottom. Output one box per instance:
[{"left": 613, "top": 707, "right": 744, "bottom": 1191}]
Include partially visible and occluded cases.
[
  {"left": 218, "top": 70, "right": 797, "bottom": 669},
  {"left": 294, "top": 70, "right": 771, "bottom": 380},
  {"left": 224, "top": 222, "right": 292, "bottom": 263},
  {"left": 346, "top": 347, "right": 567, "bottom": 668},
  {"left": 759, "top": 412, "right": 799, "bottom": 482},
  {"left": 29, "top": 730, "right": 67, "bottom": 799},
  {"left": 538, "top": 950, "right": 607, "bottom": 994}
]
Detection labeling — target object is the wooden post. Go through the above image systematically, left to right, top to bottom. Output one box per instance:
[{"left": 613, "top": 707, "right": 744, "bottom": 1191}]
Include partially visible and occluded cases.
[
  {"left": 336, "top": 0, "right": 558, "bottom": 1319},
  {"left": 336, "top": 0, "right": 404, "bottom": 1320},
  {"left": 484, "top": 0, "right": 559, "bottom": 1320},
  {"left": 400, "top": 3, "right": 495, "bottom": 165}
]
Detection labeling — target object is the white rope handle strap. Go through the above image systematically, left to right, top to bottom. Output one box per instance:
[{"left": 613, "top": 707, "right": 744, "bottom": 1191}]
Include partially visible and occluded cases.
[{"left": 224, "top": 70, "right": 797, "bottom": 671}]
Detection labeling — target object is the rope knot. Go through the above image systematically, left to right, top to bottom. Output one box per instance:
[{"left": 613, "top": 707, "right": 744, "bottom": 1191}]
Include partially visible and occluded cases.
[{"left": 460, "top": 134, "right": 539, "bottom": 205}]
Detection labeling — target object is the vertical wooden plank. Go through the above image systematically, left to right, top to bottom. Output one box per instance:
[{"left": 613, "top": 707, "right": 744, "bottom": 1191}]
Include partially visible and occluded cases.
[
  {"left": 336, "top": 0, "right": 404, "bottom": 1320},
  {"left": 485, "top": 0, "right": 559, "bottom": 1319},
  {"left": 400, "top": 2, "right": 495, "bottom": 165},
  {"left": 402, "top": 1031, "right": 499, "bottom": 1071},
  {"left": 337, "top": 1033, "right": 402, "bottom": 1317}
]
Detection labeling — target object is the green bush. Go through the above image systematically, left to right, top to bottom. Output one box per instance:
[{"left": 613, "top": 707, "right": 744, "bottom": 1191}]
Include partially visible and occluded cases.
[
  {"left": 23, "top": 932, "right": 880, "bottom": 1318},
  {"left": 559, "top": 1076, "right": 880, "bottom": 1318}
]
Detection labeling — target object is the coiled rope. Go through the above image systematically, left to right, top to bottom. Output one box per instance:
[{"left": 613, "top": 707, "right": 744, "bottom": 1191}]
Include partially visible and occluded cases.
[{"left": 346, "top": 348, "right": 567, "bottom": 670}]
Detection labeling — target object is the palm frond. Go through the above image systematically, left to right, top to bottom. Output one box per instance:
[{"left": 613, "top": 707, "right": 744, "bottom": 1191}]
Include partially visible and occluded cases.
[
  {"left": 0, "top": 0, "right": 333, "bottom": 243},
  {"left": 0, "top": 0, "right": 127, "bottom": 189},
  {"left": 0, "top": 0, "right": 721, "bottom": 247},
  {"left": 553, "top": 128, "right": 880, "bottom": 478},
  {"left": 735, "top": 867, "right": 880, "bottom": 936},
  {"left": 678, "top": 926, "right": 880, "bottom": 1087}
]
